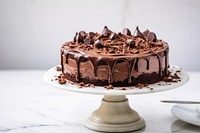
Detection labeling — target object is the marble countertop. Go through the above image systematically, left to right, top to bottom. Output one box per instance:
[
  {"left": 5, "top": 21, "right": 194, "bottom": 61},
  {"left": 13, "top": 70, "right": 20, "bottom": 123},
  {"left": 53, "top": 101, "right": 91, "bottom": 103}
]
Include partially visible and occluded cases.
[{"left": 0, "top": 70, "right": 200, "bottom": 133}]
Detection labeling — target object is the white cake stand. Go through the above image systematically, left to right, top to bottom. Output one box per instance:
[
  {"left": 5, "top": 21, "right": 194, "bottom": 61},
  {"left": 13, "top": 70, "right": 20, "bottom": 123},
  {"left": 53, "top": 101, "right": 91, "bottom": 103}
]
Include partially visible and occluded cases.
[{"left": 43, "top": 65, "right": 189, "bottom": 132}]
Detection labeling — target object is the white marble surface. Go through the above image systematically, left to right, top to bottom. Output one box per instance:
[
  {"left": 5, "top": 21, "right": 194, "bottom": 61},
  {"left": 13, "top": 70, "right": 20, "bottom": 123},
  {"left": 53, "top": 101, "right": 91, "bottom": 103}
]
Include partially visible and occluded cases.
[{"left": 0, "top": 70, "right": 200, "bottom": 133}]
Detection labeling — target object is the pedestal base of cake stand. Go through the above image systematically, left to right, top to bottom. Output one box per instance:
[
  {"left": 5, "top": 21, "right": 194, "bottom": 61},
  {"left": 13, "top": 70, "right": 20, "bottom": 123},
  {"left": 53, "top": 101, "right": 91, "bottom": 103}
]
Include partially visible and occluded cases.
[{"left": 84, "top": 95, "right": 145, "bottom": 132}]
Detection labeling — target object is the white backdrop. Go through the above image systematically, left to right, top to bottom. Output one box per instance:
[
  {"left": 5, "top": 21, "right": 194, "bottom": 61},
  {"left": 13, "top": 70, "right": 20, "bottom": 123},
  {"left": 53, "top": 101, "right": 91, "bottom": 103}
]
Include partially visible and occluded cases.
[{"left": 0, "top": 0, "right": 200, "bottom": 70}]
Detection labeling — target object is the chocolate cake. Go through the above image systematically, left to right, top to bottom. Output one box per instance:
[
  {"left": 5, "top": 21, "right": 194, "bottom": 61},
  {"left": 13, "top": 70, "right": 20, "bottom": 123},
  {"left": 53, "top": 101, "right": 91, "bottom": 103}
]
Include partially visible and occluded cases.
[{"left": 60, "top": 26, "right": 169, "bottom": 87}]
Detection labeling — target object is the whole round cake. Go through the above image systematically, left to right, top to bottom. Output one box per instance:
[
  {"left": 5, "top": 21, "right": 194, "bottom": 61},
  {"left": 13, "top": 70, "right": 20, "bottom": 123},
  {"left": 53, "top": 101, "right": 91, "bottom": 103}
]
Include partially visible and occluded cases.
[{"left": 60, "top": 26, "right": 169, "bottom": 87}]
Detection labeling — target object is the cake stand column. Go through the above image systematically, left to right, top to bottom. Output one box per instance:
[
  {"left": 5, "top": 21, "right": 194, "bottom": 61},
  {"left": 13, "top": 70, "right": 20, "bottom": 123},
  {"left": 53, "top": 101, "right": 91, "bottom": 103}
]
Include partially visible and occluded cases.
[{"left": 84, "top": 95, "right": 145, "bottom": 132}]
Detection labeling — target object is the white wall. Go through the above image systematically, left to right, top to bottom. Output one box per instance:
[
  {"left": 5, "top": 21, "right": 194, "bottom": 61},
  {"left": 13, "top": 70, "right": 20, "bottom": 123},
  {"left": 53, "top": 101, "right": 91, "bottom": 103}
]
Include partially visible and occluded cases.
[{"left": 0, "top": 0, "right": 200, "bottom": 70}]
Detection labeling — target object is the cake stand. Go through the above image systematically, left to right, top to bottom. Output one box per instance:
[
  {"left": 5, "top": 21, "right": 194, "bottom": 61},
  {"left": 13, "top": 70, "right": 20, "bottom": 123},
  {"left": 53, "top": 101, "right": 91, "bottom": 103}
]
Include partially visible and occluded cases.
[{"left": 43, "top": 65, "right": 189, "bottom": 132}]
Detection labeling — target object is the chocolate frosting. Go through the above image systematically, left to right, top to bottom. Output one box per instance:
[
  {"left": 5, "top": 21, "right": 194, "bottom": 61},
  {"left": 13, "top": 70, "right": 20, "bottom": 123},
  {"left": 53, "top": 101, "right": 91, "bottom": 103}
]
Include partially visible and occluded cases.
[{"left": 61, "top": 26, "right": 169, "bottom": 84}]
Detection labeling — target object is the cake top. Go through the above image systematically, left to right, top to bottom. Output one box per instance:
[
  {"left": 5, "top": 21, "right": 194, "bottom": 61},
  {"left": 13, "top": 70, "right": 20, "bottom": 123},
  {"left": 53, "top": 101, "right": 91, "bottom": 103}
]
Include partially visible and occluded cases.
[{"left": 62, "top": 26, "right": 168, "bottom": 57}]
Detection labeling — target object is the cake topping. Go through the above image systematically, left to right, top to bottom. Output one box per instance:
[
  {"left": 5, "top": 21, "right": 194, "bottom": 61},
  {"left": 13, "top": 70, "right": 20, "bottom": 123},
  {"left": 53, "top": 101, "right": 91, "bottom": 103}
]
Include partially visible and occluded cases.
[
  {"left": 63, "top": 26, "right": 166, "bottom": 56},
  {"left": 74, "top": 32, "right": 84, "bottom": 43}
]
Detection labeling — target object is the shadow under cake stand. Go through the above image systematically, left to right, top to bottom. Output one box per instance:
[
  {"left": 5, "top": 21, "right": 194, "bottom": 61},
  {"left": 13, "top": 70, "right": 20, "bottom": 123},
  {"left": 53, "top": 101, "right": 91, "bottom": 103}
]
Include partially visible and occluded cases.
[{"left": 44, "top": 65, "right": 189, "bottom": 132}]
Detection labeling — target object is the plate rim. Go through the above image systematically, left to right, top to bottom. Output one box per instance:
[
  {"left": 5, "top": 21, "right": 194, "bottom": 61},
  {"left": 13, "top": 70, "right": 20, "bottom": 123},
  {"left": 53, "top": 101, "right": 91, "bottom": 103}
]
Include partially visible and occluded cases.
[{"left": 171, "top": 104, "right": 200, "bottom": 126}]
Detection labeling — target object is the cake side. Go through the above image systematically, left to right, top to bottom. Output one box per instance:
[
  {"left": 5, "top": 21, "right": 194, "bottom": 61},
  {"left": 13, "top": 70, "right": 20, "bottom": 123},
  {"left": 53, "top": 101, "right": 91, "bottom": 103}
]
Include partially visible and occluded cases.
[{"left": 60, "top": 26, "right": 169, "bottom": 86}]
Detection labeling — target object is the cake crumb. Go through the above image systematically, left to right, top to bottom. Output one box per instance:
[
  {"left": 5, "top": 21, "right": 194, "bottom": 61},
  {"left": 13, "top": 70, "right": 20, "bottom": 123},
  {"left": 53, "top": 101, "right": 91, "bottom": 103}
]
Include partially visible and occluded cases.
[
  {"left": 56, "top": 66, "right": 62, "bottom": 71},
  {"left": 164, "top": 70, "right": 181, "bottom": 83},
  {"left": 57, "top": 73, "right": 67, "bottom": 84},
  {"left": 58, "top": 78, "right": 66, "bottom": 84},
  {"left": 78, "top": 82, "right": 94, "bottom": 88},
  {"left": 104, "top": 84, "right": 113, "bottom": 90},
  {"left": 135, "top": 84, "right": 148, "bottom": 89},
  {"left": 121, "top": 88, "right": 127, "bottom": 90}
]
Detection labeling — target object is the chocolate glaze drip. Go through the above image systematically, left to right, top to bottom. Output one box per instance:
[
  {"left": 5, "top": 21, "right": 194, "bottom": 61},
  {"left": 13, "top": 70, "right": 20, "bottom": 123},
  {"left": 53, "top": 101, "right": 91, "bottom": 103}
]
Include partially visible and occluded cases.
[
  {"left": 61, "top": 26, "right": 169, "bottom": 85},
  {"left": 164, "top": 49, "right": 169, "bottom": 75},
  {"left": 154, "top": 53, "right": 164, "bottom": 76},
  {"left": 75, "top": 57, "right": 81, "bottom": 81},
  {"left": 143, "top": 57, "right": 150, "bottom": 70},
  {"left": 128, "top": 59, "right": 136, "bottom": 83}
]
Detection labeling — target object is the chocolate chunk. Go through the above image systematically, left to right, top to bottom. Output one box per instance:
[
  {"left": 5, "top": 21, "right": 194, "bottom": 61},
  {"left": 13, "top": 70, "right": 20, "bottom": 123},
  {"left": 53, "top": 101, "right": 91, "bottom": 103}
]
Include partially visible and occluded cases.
[
  {"left": 101, "top": 26, "right": 112, "bottom": 34},
  {"left": 133, "top": 26, "right": 144, "bottom": 38},
  {"left": 122, "top": 28, "right": 131, "bottom": 35},
  {"left": 143, "top": 29, "right": 150, "bottom": 38},
  {"left": 79, "top": 31, "right": 86, "bottom": 37},
  {"left": 73, "top": 32, "right": 78, "bottom": 42},
  {"left": 75, "top": 32, "right": 84, "bottom": 43},
  {"left": 88, "top": 32, "right": 96, "bottom": 38},
  {"left": 118, "top": 32, "right": 122, "bottom": 36},
  {"left": 148, "top": 32, "right": 157, "bottom": 42},
  {"left": 109, "top": 33, "right": 119, "bottom": 40},
  {"left": 84, "top": 37, "right": 94, "bottom": 45},
  {"left": 127, "top": 39, "right": 135, "bottom": 48},
  {"left": 94, "top": 40, "right": 103, "bottom": 48},
  {"left": 56, "top": 66, "right": 62, "bottom": 71}
]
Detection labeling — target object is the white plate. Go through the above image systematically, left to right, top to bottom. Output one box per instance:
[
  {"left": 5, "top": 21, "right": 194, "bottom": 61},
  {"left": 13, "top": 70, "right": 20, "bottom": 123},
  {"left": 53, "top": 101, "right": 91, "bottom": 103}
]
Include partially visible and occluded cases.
[
  {"left": 43, "top": 65, "right": 189, "bottom": 95},
  {"left": 171, "top": 104, "right": 200, "bottom": 126}
]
